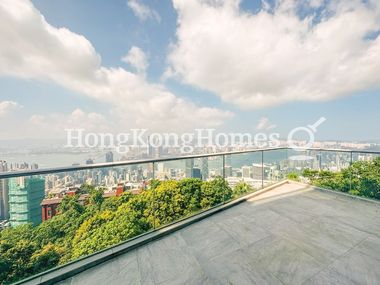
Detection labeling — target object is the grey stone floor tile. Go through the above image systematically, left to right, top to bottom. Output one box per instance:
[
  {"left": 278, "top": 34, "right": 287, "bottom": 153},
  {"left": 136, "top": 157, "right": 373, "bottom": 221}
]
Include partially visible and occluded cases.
[
  {"left": 211, "top": 202, "right": 253, "bottom": 222},
  {"left": 267, "top": 203, "right": 317, "bottom": 224},
  {"left": 242, "top": 207, "right": 299, "bottom": 233},
  {"left": 263, "top": 210, "right": 369, "bottom": 264},
  {"left": 215, "top": 214, "right": 271, "bottom": 247},
  {"left": 321, "top": 214, "right": 380, "bottom": 238},
  {"left": 300, "top": 218, "right": 369, "bottom": 256},
  {"left": 180, "top": 221, "right": 241, "bottom": 261},
  {"left": 137, "top": 233, "right": 205, "bottom": 284},
  {"left": 244, "top": 235, "right": 324, "bottom": 285},
  {"left": 354, "top": 235, "right": 380, "bottom": 261},
  {"left": 135, "top": 246, "right": 156, "bottom": 285},
  {"left": 201, "top": 247, "right": 283, "bottom": 285},
  {"left": 329, "top": 248, "right": 380, "bottom": 285},
  {"left": 114, "top": 250, "right": 142, "bottom": 284},
  {"left": 69, "top": 258, "right": 121, "bottom": 285},
  {"left": 303, "top": 268, "right": 357, "bottom": 285},
  {"left": 156, "top": 271, "right": 213, "bottom": 285}
]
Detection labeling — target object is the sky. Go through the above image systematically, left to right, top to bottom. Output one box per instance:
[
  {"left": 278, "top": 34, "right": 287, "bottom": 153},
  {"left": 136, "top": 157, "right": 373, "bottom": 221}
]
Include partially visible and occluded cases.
[{"left": 0, "top": 0, "right": 380, "bottom": 142}]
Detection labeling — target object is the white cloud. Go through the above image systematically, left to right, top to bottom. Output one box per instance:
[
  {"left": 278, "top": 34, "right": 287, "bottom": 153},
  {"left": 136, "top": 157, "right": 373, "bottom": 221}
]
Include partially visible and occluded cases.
[
  {"left": 0, "top": 0, "right": 232, "bottom": 134},
  {"left": 127, "top": 0, "right": 161, "bottom": 22},
  {"left": 168, "top": 0, "right": 380, "bottom": 109},
  {"left": 121, "top": 46, "right": 148, "bottom": 74},
  {"left": 0, "top": 101, "right": 22, "bottom": 117},
  {"left": 0, "top": 109, "right": 111, "bottom": 139},
  {"left": 27, "top": 109, "right": 111, "bottom": 137},
  {"left": 256, "top": 117, "right": 276, "bottom": 130}
]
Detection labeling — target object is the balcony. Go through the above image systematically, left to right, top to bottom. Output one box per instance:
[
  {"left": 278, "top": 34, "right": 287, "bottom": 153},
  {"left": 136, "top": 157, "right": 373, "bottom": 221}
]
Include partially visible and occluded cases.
[{"left": 1, "top": 148, "right": 380, "bottom": 284}]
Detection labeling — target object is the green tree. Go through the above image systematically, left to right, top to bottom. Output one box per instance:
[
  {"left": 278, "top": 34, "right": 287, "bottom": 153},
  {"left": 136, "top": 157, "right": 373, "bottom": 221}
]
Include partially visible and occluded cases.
[
  {"left": 301, "top": 157, "right": 380, "bottom": 200},
  {"left": 302, "top": 169, "right": 319, "bottom": 182},
  {"left": 287, "top": 172, "right": 300, "bottom": 182},
  {"left": 200, "top": 177, "right": 232, "bottom": 208},
  {"left": 178, "top": 178, "right": 203, "bottom": 214},
  {"left": 150, "top": 179, "right": 161, "bottom": 190},
  {"left": 153, "top": 180, "right": 186, "bottom": 226},
  {"left": 233, "top": 182, "right": 254, "bottom": 198},
  {"left": 79, "top": 184, "right": 95, "bottom": 194},
  {"left": 89, "top": 188, "right": 105, "bottom": 210},
  {"left": 58, "top": 195, "right": 85, "bottom": 214},
  {"left": 72, "top": 197, "right": 152, "bottom": 259},
  {"left": 71, "top": 210, "right": 116, "bottom": 258},
  {"left": 0, "top": 227, "right": 37, "bottom": 283},
  {"left": 28, "top": 244, "right": 61, "bottom": 273}
]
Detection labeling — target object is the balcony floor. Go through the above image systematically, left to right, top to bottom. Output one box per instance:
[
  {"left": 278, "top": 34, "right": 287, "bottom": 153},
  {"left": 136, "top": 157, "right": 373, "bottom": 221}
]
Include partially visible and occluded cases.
[{"left": 59, "top": 182, "right": 380, "bottom": 285}]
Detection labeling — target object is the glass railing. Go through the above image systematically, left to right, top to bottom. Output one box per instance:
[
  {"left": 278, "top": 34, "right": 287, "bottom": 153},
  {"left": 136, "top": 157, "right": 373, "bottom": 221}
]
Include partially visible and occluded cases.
[
  {"left": 1, "top": 147, "right": 380, "bottom": 284},
  {"left": 288, "top": 149, "right": 380, "bottom": 200}
]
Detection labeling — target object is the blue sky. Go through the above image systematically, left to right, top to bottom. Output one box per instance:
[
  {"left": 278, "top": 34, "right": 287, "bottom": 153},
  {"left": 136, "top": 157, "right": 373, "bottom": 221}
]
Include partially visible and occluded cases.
[{"left": 0, "top": 0, "right": 380, "bottom": 141}]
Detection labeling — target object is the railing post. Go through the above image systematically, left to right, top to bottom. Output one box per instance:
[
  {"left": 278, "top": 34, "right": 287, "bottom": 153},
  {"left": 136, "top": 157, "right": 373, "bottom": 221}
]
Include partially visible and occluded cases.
[
  {"left": 285, "top": 148, "right": 288, "bottom": 176},
  {"left": 261, "top": 150, "right": 264, "bottom": 189},
  {"left": 349, "top": 151, "right": 353, "bottom": 192},
  {"left": 222, "top": 154, "right": 226, "bottom": 179},
  {"left": 222, "top": 154, "right": 226, "bottom": 203},
  {"left": 152, "top": 162, "right": 156, "bottom": 229}
]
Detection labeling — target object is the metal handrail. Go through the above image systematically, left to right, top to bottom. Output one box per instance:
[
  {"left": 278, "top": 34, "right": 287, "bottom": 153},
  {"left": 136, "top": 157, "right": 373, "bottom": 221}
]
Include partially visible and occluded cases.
[{"left": 0, "top": 147, "right": 379, "bottom": 179}]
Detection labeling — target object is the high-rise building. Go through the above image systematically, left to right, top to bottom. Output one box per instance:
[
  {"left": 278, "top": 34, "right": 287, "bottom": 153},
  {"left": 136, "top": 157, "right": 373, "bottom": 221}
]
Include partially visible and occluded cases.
[
  {"left": 147, "top": 136, "right": 155, "bottom": 157},
  {"left": 105, "top": 151, "right": 114, "bottom": 163},
  {"left": 201, "top": 157, "right": 209, "bottom": 181},
  {"left": 185, "top": 159, "right": 194, "bottom": 178},
  {"left": 0, "top": 160, "right": 8, "bottom": 172},
  {"left": 1, "top": 162, "right": 11, "bottom": 222},
  {"left": 31, "top": 163, "right": 39, "bottom": 170},
  {"left": 252, "top": 163, "right": 262, "bottom": 179},
  {"left": 225, "top": 165, "right": 233, "bottom": 177},
  {"left": 242, "top": 166, "right": 251, "bottom": 178},
  {"left": 192, "top": 168, "right": 202, "bottom": 179},
  {"left": 8, "top": 177, "right": 45, "bottom": 226},
  {"left": 0, "top": 179, "right": 9, "bottom": 220}
]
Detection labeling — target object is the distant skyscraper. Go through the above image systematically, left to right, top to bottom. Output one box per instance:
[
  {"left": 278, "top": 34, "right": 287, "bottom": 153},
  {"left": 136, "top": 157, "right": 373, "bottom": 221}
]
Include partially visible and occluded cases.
[
  {"left": 147, "top": 136, "right": 154, "bottom": 157},
  {"left": 156, "top": 146, "right": 163, "bottom": 158},
  {"left": 105, "top": 151, "right": 114, "bottom": 163},
  {"left": 316, "top": 153, "right": 322, "bottom": 170},
  {"left": 201, "top": 157, "right": 209, "bottom": 181},
  {"left": 185, "top": 159, "right": 194, "bottom": 178},
  {"left": 0, "top": 160, "right": 8, "bottom": 172},
  {"left": 0, "top": 162, "right": 9, "bottom": 220},
  {"left": 30, "top": 163, "right": 39, "bottom": 170},
  {"left": 252, "top": 163, "right": 262, "bottom": 180},
  {"left": 225, "top": 165, "right": 233, "bottom": 177},
  {"left": 242, "top": 166, "right": 251, "bottom": 178},
  {"left": 192, "top": 168, "right": 202, "bottom": 179},
  {"left": 8, "top": 177, "right": 45, "bottom": 226},
  {"left": 0, "top": 179, "right": 9, "bottom": 220}
]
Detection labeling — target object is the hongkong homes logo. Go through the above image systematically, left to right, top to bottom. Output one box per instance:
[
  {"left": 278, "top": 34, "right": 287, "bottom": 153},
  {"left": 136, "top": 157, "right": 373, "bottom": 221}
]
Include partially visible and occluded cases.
[{"left": 64, "top": 117, "right": 327, "bottom": 157}]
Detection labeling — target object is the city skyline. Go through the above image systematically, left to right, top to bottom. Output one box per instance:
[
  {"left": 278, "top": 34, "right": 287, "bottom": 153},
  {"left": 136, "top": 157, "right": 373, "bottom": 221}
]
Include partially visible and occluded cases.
[{"left": 1, "top": 0, "right": 380, "bottom": 142}]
